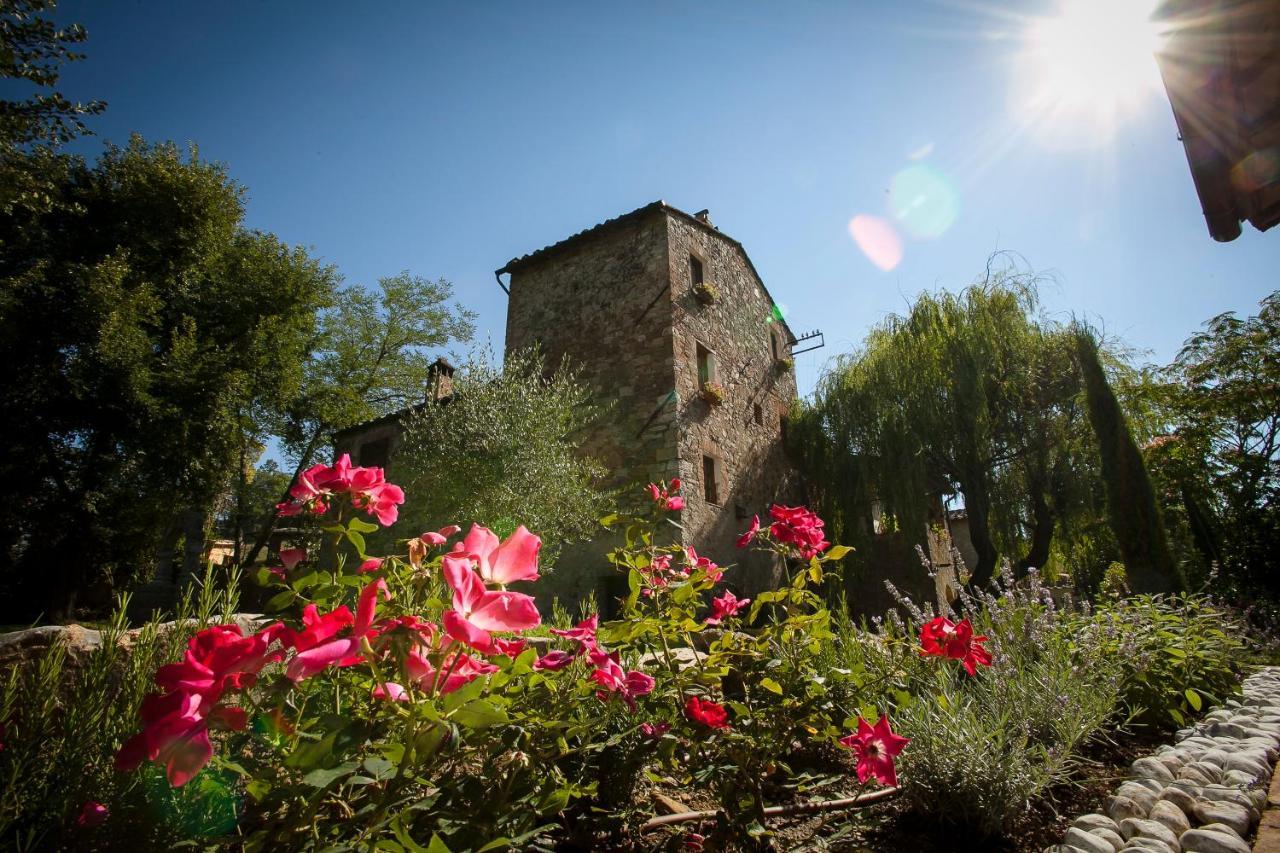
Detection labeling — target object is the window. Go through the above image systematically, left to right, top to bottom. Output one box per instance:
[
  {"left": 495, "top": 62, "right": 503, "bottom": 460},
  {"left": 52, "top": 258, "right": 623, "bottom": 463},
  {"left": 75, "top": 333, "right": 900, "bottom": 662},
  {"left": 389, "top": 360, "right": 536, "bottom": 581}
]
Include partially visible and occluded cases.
[
  {"left": 689, "top": 254, "right": 704, "bottom": 286},
  {"left": 770, "top": 331, "right": 779, "bottom": 360},
  {"left": 696, "top": 342, "right": 717, "bottom": 387},
  {"left": 753, "top": 403, "right": 763, "bottom": 425},
  {"left": 779, "top": 415, "right": 789, "bottom": 444},
  {"left": 359, "top": 437, "right": 390, "bottom": 469},
  {"left": 702, "top": 454, "right": 721, "bottom": 505}
]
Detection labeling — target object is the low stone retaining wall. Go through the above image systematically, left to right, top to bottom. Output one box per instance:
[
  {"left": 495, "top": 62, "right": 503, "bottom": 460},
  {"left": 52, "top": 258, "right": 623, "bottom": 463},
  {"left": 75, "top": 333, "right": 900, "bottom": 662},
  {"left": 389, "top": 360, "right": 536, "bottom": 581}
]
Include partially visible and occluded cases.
[{"left": 1049, "top": 666, "right": 1280, "bottom": 853}]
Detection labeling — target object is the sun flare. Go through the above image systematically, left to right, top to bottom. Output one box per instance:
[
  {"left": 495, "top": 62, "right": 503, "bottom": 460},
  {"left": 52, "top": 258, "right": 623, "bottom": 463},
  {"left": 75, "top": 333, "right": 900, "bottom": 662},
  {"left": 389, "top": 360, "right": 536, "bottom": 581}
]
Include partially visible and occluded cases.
[{"left": 1012, "top": 0, "right": 1167, "bottom": 149}]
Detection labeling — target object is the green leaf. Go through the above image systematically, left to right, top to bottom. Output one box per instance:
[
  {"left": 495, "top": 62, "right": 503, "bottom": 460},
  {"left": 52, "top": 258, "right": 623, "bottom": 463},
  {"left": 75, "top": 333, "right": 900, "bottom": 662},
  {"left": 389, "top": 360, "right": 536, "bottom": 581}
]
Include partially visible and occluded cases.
[
  {"left": 348, "top": 517, "right": 379, "bottom": 534},
  {"left": 345, "top": 529, "right": 367, "bottom": 556},
  {"left": 824, "top": 544, "right": 853, "bottom": 561},
  {"left": 626, "top": 567, "right": 642, "bottom": 609},
  {"left": 264, "top": 589, "right": 296, "bottom": 611},
  {"left": 760, "top": 677, "right": 784, "bottom": 695},
  {"left": 1184, "top": 688, "right": 1202, "bottom": 711},
  {"left": 451, "top": 698, "right": 509, "bottom": 730},
  {"left": 363, "top": 755, "right": 395, "bottom": 779},
  {"left": 302, "top": 761, "right": 358, "bottom": 788},
  {"left": 537, "top": 786, "right": 571, "bottom": 814},
  {"left": 426, "top": 834, "right": 453, "bottom": 853},
  {"left": 476, "top": 840, "right": 513, "bottom": 852}
]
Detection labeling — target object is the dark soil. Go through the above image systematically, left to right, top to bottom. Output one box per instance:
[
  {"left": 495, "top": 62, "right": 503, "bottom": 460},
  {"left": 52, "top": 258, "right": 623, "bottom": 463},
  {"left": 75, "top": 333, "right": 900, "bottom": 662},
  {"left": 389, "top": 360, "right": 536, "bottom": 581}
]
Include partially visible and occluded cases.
[{"left": 622, "top": 727, "right": 1174, "bottom": 852}]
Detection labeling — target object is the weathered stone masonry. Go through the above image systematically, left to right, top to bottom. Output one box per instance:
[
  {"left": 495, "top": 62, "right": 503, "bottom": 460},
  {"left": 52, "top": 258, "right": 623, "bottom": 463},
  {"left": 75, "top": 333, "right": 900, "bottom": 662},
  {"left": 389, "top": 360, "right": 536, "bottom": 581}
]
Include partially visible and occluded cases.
[{"left": 498, "top": 202, "right": 803, "bottom": 604}]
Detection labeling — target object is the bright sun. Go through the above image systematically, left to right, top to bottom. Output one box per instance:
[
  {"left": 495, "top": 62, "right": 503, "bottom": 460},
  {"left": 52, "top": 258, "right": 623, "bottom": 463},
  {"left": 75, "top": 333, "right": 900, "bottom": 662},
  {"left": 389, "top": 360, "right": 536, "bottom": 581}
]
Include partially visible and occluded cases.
[{"left": 1012, "top": 0, "right": 1166, "bottom": 149}]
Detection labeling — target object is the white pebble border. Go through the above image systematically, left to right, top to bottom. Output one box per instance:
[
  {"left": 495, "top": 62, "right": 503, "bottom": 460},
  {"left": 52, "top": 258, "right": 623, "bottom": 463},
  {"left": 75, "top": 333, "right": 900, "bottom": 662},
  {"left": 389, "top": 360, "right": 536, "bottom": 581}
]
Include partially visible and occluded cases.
[{"left": 1046, "top": 667, "right": 1280, "bottom": 853}]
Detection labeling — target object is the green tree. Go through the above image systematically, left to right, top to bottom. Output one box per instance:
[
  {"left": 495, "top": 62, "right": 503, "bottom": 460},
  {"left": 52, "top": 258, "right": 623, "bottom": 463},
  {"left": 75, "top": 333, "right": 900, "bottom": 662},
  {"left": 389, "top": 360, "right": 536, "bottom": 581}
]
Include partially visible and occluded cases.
[
  {"left": 0, "top": 0, "right": 104, "bottom": 150},
  {"left": 0, "top": 137, "right": 335, "bottom": 620},
  {"left": 793, "top": 268, "right": 1088, "bottom": 589},
  {"left": 239, "top": 273, "right": 475, "bottom": 567},
  {"left": 1149, "top": 291, "right": 1280, "bottom": 595},
  {"left": 1074, "top": 326, "right": 1182, "bottom": 592},
  {"left": 394, "top": 348, "right": 610, "bottom": 565}
]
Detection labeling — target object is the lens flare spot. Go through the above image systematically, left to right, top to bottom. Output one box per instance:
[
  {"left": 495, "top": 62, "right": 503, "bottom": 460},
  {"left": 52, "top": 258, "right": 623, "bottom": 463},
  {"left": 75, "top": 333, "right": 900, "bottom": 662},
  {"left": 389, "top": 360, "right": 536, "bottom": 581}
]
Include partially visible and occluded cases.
[
  {"left": 907, "top": 141, "right": 935, "bottom": 160},
  {"left": 1231, "top": 148, "right": 1280, "bottom": 193},
  {"left": 889, "top": 165, "right": 960, "bottom": 240},
  {"left": 848, "top": 215, "right": 903, "bottom": 272}
]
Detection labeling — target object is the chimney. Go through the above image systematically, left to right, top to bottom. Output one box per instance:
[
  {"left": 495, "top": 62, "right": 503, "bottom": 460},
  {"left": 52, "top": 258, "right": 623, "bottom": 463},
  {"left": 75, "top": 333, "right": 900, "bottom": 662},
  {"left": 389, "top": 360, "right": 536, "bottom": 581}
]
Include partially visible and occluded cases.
[
  {"left": 694, "top": 209, "right": 713, "bottom": 226},
  {"left": 427, "top": 358, "right": 455, "bottom": 402}
]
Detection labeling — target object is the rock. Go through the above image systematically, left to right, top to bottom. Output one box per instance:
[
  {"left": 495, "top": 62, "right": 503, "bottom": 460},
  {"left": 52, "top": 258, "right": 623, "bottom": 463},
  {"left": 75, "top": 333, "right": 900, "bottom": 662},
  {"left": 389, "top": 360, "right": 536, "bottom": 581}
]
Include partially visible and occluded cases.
[
  {"left": 0, "top": 615, "right": 266, "bottom": 672},
  {"left": 1207, "top": 721, "right": 1248, "bottom": 739},
  {"left": 1198, "top": 749, "right": 1230, "bottom": 768},
  {"left": 1222, "top": 752, "right": 1269, "bottom": 782},
  {"left": 1131, "top": 757, "right": 1176, "bottom": 783},
  {"left": 1176, "top": 765, "right": 1217, "bottom": 786},
  {"left": 1221, "top": 769, "right": 1255, "bottom": 788},
  {"left": 1128, "top": 778, "right": 1167, "bottom": 795},
  {"left": 1117, "top": 783, "right": 1159, "bottom": 812},
  {"left": 1158, "top": 785, "right": 1199, "bottom": 814},
  {"left": 1196, "top": 785, "right": 1257, "bottom": 815},
  {"left": 1108, "top": 795, "right": 1148, "bottom": 823},
  {"left": 1148, "top": 799, "right": 1190, "bottom": 836},
  {"left": 1190, "top": 801, "right": 1254, "bottom": 837},
  {"left": 1073, "top": 814, "right": 1122, "bottom": 835},
  {"left": 1117, "top": 817, "right": 1181, "bottom": 851},
  {"left": 1197, "top": 823, "right": 1245, "bottom": 841},
  {"left": 1064, "top": 827, "right": 1119, "bottom": 853},
  {"left": 1093, "top": 828, "right": 1127, "bottom": 852},
  {"left": 1176, "top": 828, "right": 1249, "bottom": 853},
  {"left": 1121, "top": 839, "right": 1174, "bottom": 853}
]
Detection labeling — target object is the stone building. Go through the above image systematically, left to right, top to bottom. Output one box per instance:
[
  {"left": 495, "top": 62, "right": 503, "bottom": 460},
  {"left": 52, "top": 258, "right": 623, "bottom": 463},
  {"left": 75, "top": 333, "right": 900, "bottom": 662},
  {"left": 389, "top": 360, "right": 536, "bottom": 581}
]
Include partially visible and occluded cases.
[
  {"left": 333, "top": 201, "right": 803, "bottom": 612},
  {"left": 495, "top": 201, "right": 804, "bottom": 607},
  {"left": 332, "top": 359, "right": 455, "bottom": 468}
]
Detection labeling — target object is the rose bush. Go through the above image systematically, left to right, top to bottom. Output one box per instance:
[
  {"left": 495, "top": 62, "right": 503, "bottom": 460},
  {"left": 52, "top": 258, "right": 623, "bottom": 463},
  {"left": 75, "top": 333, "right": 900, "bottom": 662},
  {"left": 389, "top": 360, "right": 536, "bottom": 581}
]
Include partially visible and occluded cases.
[{"left": 98, "top": 465, "right": 928, "bottom": 849}]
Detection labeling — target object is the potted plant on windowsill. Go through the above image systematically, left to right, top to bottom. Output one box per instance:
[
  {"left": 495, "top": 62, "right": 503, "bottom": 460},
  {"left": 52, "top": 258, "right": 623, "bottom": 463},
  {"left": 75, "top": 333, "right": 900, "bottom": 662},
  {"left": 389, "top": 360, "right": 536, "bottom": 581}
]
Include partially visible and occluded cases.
[
  {"left": 693, "top": 282, "right": 719, "bottom": 305},
  {"left": 776, "top": 355, "right": 794, "bottom": 372},
  {"left": 700, "top": 381, "right": 726, "bottom": 406}
]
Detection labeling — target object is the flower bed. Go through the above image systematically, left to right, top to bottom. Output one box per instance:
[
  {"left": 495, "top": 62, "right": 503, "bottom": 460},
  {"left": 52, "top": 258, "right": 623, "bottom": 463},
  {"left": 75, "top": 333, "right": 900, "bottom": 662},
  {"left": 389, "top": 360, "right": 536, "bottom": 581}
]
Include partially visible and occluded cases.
[{"left": 0, "top": 457, "right": 1252, "bottom": 850}]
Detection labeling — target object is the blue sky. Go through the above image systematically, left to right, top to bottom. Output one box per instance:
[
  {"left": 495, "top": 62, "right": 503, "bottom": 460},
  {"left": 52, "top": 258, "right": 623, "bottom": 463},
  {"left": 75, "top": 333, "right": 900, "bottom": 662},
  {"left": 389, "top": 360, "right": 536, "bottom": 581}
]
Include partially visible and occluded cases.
[{"left": 54, "top": 0, "right": 1277, "bottom": 402}]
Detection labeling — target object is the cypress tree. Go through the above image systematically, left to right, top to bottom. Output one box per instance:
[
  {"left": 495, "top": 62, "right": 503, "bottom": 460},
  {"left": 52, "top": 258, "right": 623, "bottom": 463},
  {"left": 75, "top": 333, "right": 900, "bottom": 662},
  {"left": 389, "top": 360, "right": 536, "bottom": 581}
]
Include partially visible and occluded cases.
[{"left": 1074, "top": 327, "right": 1184, "bottom": 592}]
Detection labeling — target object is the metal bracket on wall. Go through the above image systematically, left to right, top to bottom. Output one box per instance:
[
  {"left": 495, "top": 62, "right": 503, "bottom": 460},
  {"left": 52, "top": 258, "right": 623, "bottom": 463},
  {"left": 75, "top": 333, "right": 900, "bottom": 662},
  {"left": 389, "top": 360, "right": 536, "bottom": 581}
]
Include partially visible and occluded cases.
[{"left": 791, "top": 329, "right": 825, "bottom": 356}]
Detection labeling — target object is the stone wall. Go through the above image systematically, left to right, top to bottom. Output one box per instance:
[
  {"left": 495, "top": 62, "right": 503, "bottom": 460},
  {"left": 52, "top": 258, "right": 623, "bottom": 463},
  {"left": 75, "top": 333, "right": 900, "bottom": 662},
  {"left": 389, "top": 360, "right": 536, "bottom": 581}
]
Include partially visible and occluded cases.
[
  {"left": 505, "top": 212, "right": 679, "bottom": 494},
  {"left": 664, "top": 213, "right": 803, "bottom": 596}
]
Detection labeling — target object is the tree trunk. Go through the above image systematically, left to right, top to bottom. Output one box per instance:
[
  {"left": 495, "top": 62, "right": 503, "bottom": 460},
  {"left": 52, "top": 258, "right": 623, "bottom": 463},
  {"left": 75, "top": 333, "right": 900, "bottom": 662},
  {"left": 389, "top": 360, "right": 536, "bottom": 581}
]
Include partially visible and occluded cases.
[
  {"left": 961, "top": 476, "right": 999, "bottom": 589},
  {"left": 1017, "top": 481, "right": 1055, "bottom": 577},
  {"left": 1180, "top": 483, "right": 1223, "bottom": 570},
  {"left": 180, "top": 507, "right": 209, "bottom": 582}
]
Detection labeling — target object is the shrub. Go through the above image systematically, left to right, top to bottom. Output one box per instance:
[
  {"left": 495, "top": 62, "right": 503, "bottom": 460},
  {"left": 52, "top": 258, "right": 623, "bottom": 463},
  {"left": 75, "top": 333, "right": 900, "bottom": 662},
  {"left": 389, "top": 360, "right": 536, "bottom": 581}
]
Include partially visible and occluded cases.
[
  {"left": 700, "top": 382, "right": 726, "bottom": 406},
  {"left": 86, "top": 462, "right": 912, "bottom": 849},
  {"left": 878, "top": 566, "right": 1125, "bottom": 837},
  {"left": 0, "top": 568, "right": 243, "bottom": 849},
  {"left": 1084, "top": 593, "right": 1242, "bottom": 728}
]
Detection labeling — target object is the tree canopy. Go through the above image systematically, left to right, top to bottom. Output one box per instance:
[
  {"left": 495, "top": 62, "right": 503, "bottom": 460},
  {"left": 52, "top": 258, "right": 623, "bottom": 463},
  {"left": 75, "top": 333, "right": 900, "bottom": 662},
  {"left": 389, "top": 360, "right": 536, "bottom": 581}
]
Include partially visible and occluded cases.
[
  {"left": 0, "top": 137, "right": 337, "bottom": 619},
  {"left": 791, "top": 262, "right": 1183, "bottom": 594},
  {"left": 394, "top": 348, "right": 610, "bottom": 566}
]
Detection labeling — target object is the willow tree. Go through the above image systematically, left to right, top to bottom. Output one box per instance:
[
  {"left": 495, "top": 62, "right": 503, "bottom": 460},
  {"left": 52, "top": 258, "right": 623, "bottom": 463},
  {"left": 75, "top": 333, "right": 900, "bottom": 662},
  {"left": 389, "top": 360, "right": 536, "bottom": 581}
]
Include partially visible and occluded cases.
[{"left": 793, "top": 268, "right": 1092, "bottom": 590}]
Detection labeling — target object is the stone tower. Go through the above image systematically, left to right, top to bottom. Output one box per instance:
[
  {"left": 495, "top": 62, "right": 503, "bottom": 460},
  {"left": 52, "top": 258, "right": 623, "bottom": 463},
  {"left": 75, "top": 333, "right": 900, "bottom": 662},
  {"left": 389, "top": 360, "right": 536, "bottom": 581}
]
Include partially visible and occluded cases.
[{"left": 497, "top": 201, "right": 803, "bottom": 608}]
